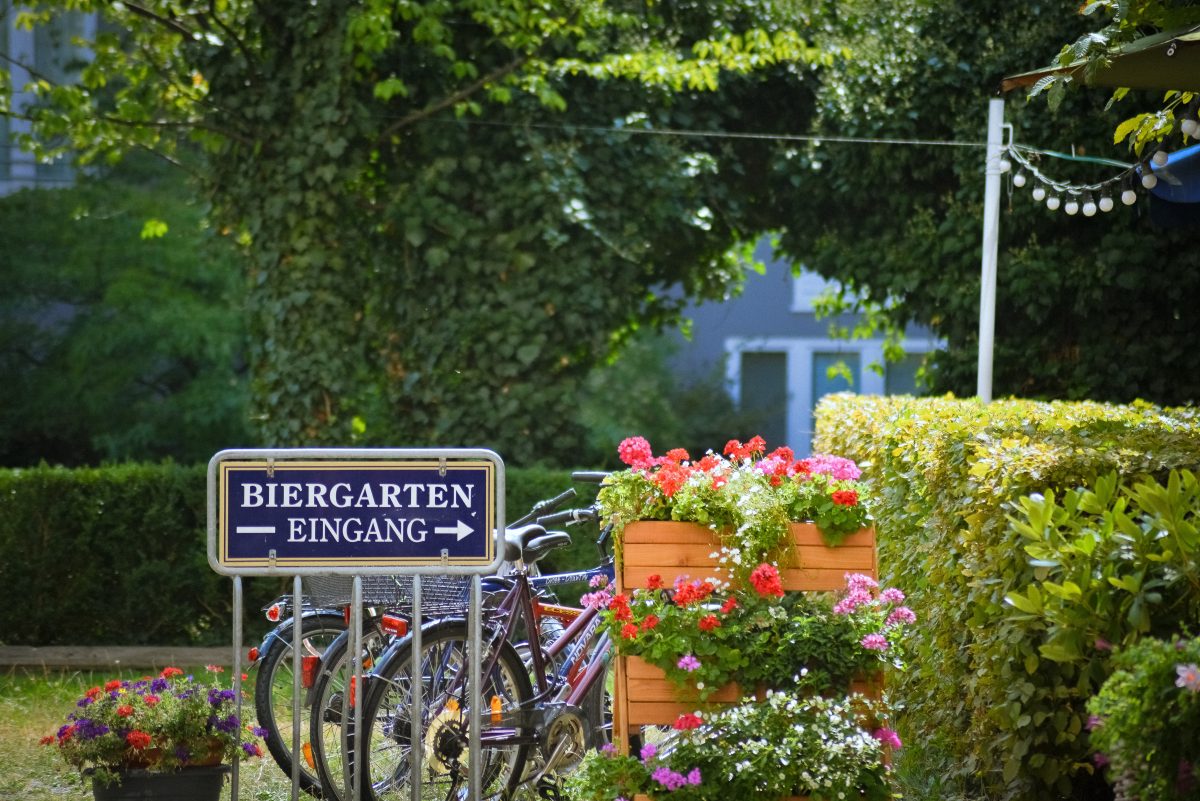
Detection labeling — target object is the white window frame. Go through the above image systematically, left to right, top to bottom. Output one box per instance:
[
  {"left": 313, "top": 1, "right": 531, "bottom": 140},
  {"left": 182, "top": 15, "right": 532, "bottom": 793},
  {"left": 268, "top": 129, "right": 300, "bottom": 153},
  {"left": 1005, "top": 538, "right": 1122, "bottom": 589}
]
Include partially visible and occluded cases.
[{"left": 725, "top": 336, "right": 939, "bottom": 454}]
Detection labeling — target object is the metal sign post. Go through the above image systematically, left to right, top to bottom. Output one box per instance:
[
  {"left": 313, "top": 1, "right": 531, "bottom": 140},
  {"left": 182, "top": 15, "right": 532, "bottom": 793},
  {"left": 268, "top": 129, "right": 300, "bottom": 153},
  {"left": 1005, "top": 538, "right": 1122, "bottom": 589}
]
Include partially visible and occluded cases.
[{"left": 207, "top": 448, "right": 505, "bottom": 801}]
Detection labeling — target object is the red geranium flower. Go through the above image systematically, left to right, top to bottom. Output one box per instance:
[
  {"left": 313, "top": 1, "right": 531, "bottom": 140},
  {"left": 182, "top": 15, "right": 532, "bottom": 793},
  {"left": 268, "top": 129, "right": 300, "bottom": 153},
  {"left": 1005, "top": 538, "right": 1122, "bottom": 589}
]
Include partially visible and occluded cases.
[
  {"left": 664, "top": 448, "right": 690, "bottom": 464},
  {"left": 696, "top": 454, "right": 721, "bottom": 472},
  {"left": 652, "top": 461, "right": 691, "bottom": 497},
  {"left": 831, "top": 489, "right": 859, "bottom": 507},
  {"left": 749, "top": 563, "right": 785, "bottom": 598},
  {"left": 646, "top": 574, "right": 664, "bottom": 590},
  {"left": 720, "top": 596, "right": 738, "bottom": 614},
  {"left": 640, "top": 614, "right": 660, "bottom": 631},
  {"left": 698, "top": 614, "right": 721, "bottom": 632},
  {"left": 621, "top": 623, "right": 639, "bottom": 640},
  {"left": 160, "top": 667, "right": 184, "bottom": 678},
  {"left": 104, "top": 680, "right": 121, "bottom": 692},
  {"left": 85, "top": 687, "right": 102, "bottom": 700},
  {"left": 144, "top": 695, "right": 160, "bottom": 706},
  {"left": 117, "top": 705, "right": 134, "bottom": 718},
  {"left": 673, "top": 713, "right": 703, "bottom": 730},
  {"left": 126, "top": 730, "right": 152, "bottom": 750}
]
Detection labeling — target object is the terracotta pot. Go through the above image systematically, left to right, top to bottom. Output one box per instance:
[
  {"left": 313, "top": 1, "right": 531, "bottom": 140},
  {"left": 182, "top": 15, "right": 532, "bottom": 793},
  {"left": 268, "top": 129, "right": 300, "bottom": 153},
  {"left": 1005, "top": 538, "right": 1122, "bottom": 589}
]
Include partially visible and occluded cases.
[
  {"left": 612, "top": 521, "right": 879, "bottom": 751},
  {"left": 91, "top": 766, "right": 229, "bottom": 801}
]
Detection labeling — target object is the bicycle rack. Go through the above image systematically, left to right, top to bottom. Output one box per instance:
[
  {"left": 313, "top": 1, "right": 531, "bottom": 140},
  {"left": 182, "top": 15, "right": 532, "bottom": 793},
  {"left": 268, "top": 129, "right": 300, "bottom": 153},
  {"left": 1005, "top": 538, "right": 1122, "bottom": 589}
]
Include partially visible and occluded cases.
[{"left": 207, "top": 447, "right": 506, "bottom": 801}]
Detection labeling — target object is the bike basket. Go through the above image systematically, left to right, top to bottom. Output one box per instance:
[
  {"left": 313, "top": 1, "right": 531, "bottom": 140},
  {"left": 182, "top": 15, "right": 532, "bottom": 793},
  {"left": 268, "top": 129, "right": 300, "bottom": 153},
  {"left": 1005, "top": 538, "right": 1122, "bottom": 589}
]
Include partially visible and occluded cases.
[{"left": 301, "top": 575, "right": 471, "bottom": 616}]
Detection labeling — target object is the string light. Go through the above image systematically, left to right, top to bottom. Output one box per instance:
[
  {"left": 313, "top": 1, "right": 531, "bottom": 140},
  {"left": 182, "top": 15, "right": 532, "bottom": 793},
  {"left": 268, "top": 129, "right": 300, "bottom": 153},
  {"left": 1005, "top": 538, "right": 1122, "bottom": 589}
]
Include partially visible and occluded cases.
[{"left": 1005, "top": 142, "right": 1153, "bottom": 218}]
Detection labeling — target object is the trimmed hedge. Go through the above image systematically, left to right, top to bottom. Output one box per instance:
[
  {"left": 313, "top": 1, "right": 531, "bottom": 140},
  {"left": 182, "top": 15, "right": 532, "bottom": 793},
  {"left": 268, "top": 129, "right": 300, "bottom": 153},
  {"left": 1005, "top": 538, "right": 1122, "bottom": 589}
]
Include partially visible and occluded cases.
[
  {"left": 815, "top": 394, "right": 1200, "bottom": 801},
  {"left": 0, "top": 462, "right": 591, "bottom": 646}
]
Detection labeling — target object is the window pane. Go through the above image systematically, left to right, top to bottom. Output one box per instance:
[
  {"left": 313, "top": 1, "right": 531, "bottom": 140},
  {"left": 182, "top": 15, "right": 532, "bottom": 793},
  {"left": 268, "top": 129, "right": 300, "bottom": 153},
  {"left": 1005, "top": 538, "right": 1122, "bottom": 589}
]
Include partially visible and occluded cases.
[
  {"left": 740, "top": 351, "right": 788, "bottom": 448},
  {"left": 813, "top": 352, "right": 859, "bottom": 400},
  {"left": 885, "top": 353, "right": 926, "bottom": 396}
]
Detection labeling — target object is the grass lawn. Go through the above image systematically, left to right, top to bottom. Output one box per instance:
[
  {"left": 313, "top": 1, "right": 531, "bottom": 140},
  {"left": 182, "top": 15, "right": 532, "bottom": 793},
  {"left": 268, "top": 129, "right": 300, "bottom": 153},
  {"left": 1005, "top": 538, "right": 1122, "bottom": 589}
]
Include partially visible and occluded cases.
[{"left": 1, "top": 666, "right": 298, "bottom": 801}]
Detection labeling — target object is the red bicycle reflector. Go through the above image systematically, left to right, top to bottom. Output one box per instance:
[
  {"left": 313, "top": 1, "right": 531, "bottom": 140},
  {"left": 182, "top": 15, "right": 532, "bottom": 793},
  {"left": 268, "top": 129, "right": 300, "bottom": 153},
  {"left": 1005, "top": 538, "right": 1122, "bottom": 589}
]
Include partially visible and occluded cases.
[
  {"left": 266, "top": 604, "right": 282, "bottom": 622},
  {"left": 381, "top": 615, "right": 408, "bottom": 637},
  {"left": 247, "top": 647, "right": 259, "bottom": 664},
  {"left": 301, "top": 655, "right": 320, "bottom": 689},
  {"left": 349, "top": 676, "right": 357, "bottom": 708}
]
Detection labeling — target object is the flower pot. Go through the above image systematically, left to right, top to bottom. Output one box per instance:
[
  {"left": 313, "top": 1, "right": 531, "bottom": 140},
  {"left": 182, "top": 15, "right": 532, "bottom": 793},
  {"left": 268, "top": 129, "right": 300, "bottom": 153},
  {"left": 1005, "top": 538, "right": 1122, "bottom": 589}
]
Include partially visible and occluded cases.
[
  {"left": 612, "top": 521, "right": 878, "bottom": 751},
  {"left": 616, "top": 521, "right": 876, "bottom": 592},
  {"left": 91, "top": 766, "right": 229, "bottom": 801}
]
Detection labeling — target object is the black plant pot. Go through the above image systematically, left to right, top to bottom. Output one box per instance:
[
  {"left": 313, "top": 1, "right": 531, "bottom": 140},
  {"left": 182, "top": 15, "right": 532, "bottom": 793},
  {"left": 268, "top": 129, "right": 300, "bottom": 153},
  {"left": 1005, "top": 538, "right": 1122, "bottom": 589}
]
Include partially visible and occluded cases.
[{"left": 91, "top": 766, "right": 229, "bottom": 801}]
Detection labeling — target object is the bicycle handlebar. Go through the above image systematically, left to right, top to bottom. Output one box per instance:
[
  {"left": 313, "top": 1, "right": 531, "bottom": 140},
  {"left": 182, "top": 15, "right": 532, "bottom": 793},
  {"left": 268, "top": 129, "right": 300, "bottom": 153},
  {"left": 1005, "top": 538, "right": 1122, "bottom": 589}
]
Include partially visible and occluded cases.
[
  {"left": 571, "top": 471, "right": 610, "bottom": 484},
  {"left": 509, "top": 487, "right": 577, "bottom": 528},
  {"left": 537, "top": 507, "right": 598, "bottom": 527}
]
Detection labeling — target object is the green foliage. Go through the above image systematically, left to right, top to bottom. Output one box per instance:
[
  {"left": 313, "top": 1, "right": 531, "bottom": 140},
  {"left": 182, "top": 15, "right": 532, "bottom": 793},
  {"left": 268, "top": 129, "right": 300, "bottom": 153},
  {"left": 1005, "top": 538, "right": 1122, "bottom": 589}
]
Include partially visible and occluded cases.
[
  {"left": 2, "top": 0, "right": 834, "bottom": 465},
  {"left": 768, "top": 0, "right": 1200, "bottom": 407},
  {"left": 1030, "top": 1, "right": 1200, "bottom": 154},
  {"left": 0, "top": 156, "right": 249, "bottom": 467},
  {"left": 815, "top": 393, "right": 1200, "bottom": 801},
  {"left": 0, "top": 462, "right": 586, "bottom": 646},
  {"left": 1005, "top": 470, "right": 1200, "bottom": 665},
  {"left": 1088, "top": 636, "right": 1200, "bottom": 801}
]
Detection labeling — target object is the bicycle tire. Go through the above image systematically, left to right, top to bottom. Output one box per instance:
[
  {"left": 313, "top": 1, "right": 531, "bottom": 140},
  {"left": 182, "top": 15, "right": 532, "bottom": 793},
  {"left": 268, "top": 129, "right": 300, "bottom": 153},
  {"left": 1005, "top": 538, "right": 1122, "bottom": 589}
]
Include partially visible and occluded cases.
[
  {"left": 253, "top": 612, "right": 347, "bottom": 796},
  {"left": 354, "top": 620, "right": 533, "bottom": 801},
  {"left": 308, "top": 625, "right": 391, "bottom": 801}
]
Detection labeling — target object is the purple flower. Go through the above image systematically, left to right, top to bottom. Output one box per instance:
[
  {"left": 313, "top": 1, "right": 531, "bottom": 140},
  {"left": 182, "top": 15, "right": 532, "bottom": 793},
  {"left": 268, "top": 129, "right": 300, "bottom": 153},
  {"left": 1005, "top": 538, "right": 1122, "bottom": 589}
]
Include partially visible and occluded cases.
[
  {"left": 879, "top": 587, "right": 906, "bottom": 604},
  {"left": 833, "top": 588, "right": 873, "bottom": 615},
  {"left": 861, "top": 633, "right": 889, "bottom": 651},
  {"left": 677, "top": 654, "right": 701, "bottom": 672},
  {"left": 1176, "top": 663, "right": 1200, "bottom": 692},
  {"left": 150, "top": 678, "right": 169, "bottom": 693},
  {"left": 208, "top": 688, "right": 237, "bottom": 706},
  {"left": 76, "top": 697, "right": 94, "bottom": 708},
  {"left": 1085, "top": 714, "right": 1104, "bottom": 731},
  {"left": 74, "top": 719, "right": 110, "bottom": 740},
  {"left": 251, "top": 726, "right": 269, "bottom": 738},
  {"left": 640, "top": 742, "right": 658, "bottom": 762},
  {"left": 600, "top": 743, "right": 617, "bottom": 756},
  {"left": 175, "top": 746, "right": 191, "bottom": 761},
  {"left": 1093, "top": 752, "right": 1110, "bottom": 768},
  {"left": 651, "top": 766, "right": 688, "bottom": 791},
  {"left": 686, "top": 767, "right": 702, "bottom": 786}
]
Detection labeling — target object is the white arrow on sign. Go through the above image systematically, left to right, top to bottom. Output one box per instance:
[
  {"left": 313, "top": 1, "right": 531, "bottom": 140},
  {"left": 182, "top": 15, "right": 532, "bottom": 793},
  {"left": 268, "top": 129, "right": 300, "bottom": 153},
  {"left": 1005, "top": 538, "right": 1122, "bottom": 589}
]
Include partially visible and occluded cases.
[{"left": 434, "top": 520, "right": 473, "bottom": 542}]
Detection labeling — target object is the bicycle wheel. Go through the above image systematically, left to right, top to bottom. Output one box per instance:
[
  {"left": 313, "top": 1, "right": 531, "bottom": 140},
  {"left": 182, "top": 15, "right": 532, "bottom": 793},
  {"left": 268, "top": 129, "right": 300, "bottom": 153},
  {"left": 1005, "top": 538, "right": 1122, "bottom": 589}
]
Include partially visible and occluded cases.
[
  {"left": 254, "top": 611, "right": 347, "bottom": 796},
  {"left": 356, "top": 621, "right": 532, "bottom": 801},
  {"left": 309, "top": 625, "right": 391, "bottom": 801}
]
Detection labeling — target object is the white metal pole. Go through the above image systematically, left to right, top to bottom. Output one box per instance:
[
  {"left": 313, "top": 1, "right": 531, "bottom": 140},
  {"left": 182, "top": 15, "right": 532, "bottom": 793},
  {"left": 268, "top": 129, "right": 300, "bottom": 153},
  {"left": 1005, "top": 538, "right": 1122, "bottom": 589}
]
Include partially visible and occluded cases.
[{"left": 977, "top": 97, "right": 1005, "bottom": 403}]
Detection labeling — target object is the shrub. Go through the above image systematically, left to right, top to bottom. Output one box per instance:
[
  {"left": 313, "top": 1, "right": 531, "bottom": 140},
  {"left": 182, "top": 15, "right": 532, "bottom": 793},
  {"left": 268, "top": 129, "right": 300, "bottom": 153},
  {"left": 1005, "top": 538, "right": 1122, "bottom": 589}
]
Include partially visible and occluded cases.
[
  {"left": 815, "top": 393, "right": 1200, "bottom": 801},
  {"left": 0, "top": 462, "right": 589, "bottom": 646},
  {"left": 1087, "top": 636, "right": 1200, "bottom": 801}
]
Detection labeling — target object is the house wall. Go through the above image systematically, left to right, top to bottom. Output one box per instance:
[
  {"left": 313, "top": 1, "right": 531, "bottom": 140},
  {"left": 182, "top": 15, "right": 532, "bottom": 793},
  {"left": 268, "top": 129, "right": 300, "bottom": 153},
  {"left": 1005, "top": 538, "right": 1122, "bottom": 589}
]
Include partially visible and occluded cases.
[{"left": 671, "top": 240, "right": 938, "bottom": 455}]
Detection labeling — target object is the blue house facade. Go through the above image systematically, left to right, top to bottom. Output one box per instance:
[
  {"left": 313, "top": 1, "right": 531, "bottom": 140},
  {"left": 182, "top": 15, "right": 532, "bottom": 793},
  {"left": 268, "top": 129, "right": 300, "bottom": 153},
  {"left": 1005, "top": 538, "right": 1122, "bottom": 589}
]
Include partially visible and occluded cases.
[{"left": 670, "top": 240, "right": 938, "bottom": 455}]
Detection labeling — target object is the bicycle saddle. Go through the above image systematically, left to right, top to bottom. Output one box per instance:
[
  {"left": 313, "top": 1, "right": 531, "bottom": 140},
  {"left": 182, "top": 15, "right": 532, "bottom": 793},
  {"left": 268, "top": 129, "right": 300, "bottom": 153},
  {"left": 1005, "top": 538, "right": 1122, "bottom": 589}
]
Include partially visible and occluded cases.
[{"left": 503, "top": 524, "right": 572, "bottom": 565}]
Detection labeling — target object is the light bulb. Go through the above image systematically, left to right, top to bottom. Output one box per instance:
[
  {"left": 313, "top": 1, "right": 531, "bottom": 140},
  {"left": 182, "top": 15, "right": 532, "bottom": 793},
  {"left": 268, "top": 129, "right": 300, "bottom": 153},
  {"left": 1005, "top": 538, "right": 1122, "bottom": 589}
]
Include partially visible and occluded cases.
[
  {"left": 1182, "top": 118, "right": 1199, "bottom": 138},
  {"left": 1152, "top": 149, "right": 1170, "bottom": 167},
  {"left": 999, "top": 157, "right": 1012, "bottom": 173},
  {"left": 1013, "top": 171, "right": 1027, "bottom": 188},
  {"left": 1142, "top": 171, "right": 1158, "bottom": 189},
  {"left": 1032, "top": 184, "right": 1047, "bottom": 202},
  {"left": 1121, "top": 188, "right": 1138, "bottom": 205},
  {"left": 1046, "top": 193, "right": 1061, "bottom": 210},
  {"left": 1082, "top": 194, "right": 1097, "bottom": 216},
  {"left": 1098, "top": 194, "right": 1114, "bottom": 212},
  {"left": 1064, "top": 195, "right": 1080, "bottom": 215}
]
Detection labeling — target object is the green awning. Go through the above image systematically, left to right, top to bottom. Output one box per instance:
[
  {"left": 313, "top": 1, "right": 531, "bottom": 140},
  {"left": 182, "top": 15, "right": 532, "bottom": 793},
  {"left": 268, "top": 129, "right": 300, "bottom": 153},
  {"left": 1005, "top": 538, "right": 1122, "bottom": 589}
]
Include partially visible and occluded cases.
[{"left": 1001, "top": 24, "right": 1200, "bottom": 93}]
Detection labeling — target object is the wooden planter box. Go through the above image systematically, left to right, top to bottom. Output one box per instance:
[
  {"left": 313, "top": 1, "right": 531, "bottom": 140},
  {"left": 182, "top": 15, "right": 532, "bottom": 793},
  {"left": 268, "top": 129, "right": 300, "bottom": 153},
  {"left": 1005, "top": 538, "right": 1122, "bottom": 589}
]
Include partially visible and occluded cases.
[{"left": 612, "top": 521, "right": 878, "bottom": 752}]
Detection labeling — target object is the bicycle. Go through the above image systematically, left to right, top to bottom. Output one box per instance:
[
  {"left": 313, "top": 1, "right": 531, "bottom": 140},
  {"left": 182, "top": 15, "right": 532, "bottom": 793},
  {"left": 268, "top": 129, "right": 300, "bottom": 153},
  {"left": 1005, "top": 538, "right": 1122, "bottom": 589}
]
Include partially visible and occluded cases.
[
  {"left": 304, "top": 485, "right": 606, "bottom": 801},
  {"left": 347, "top": 490, "right": 615, "bottom": 801}
]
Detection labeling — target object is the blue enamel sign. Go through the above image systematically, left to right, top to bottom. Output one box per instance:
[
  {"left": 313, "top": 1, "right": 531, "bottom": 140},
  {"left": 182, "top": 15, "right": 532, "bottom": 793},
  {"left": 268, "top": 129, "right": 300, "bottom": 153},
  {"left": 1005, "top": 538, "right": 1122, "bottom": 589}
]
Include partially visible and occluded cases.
[{"left": 208, "top": 451, "right": 501, "bottom": 573}]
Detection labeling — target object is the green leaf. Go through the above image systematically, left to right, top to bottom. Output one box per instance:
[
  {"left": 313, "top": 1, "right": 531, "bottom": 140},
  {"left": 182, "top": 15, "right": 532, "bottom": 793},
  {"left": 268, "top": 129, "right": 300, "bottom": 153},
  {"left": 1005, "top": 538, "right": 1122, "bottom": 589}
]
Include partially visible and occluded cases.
[{"left": 139, "top": 218, "right": 168, "bottom": 239}]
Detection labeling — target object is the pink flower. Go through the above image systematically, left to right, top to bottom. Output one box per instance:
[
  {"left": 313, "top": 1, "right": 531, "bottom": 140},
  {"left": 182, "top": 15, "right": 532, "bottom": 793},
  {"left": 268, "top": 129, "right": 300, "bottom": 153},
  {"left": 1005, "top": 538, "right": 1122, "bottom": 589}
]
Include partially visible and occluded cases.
[
  {"left": 618, "top": 436, "right": 655, "bottom": 469},
  {"left": 805, "top": 454, "right": 862, "bottom": 480},
  {"left": 846, "top": 573, "right": 879, "bottom": 592},
  {"left": 879, "top": 587, "right": 906, "bottom": 604},
  {"left": 833, "top": 588, "right": 873, "bottom": 615},
  {"left": 580, "top": 589, "right": 612, "bottom": 609},
  {"left": 885, "top": 606, "right": 917, "bottom": 627},
  {"left": 861, "top": 633, "right": 889, "bottom": 651},
  {"left": 1094, "top": 637, "right": 1113, "bottom": 651},
  {"left": 677, "top": 654, "right": 701, "bottom": 672},
  {"left": 1085, "top": 715, "right": 1104, "bottom": 731},
  {"left": 872, "top": 727, "right": 903, "bottom": 750},
  {"left": 640, "top": 742, "right": 658, "bottom": 762},
  {"left": 687, "top": 767, "right": 702, "bottom": 786}
]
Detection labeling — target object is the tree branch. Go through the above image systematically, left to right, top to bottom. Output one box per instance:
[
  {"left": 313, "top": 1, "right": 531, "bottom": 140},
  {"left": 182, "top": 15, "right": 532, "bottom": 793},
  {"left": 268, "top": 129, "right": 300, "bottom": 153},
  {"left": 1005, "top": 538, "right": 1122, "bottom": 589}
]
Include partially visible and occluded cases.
[
  {"left": 120, "top": 1, "right": 198, "bottom": 38},
  {"left": 379, "top": 53, "right": 530, "bottom": 141}
]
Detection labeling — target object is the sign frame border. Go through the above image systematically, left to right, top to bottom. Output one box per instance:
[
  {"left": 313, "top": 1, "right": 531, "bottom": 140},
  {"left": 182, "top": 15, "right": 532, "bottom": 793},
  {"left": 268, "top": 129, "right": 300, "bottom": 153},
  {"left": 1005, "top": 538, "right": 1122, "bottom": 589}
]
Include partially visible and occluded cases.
[{"left": 206, "top": 448, "right": 505, "bottom": 576}]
